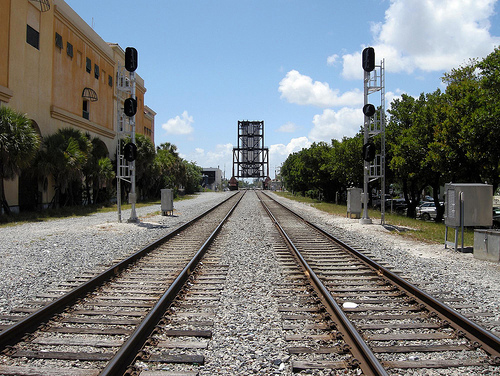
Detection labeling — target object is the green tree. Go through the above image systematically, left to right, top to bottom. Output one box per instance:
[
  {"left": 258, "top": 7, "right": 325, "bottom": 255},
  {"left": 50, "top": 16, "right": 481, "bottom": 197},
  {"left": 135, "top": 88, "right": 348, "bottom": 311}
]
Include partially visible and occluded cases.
[
  {"left": 475, "top": 47, "right": 500, "bottom": 190},
  {"left": 427, "top": 56, "right": 500, "bottom": 192},
  {"left": 430, "top": 63, "right": 483, "bottom": 184},
  {"left": 387, "top": 92, "right": 442, "bottom": 217},
  {"left": 0, "top": 106, "right": 41, "bottom": 213},
  {"left": 36, "top": 128, "right": 91, "bottom": 207},
  {"left": 330, "top": 133, "right": 364, "bottom": 200},
  {"left": 82, "top": 134, "right": 109, "bottom": 204},
  {"left": 126, "top": 134, "right": 156, "bottom": 200},
  {"left": 156, "top": 142, "right": 185, "bottom": 193},
  {"left": 301, "top": 142, "right": 333, "bottom": 200},
  {"left": 281, "top": 150, "right": 308, "bottom": 195},
  {"left": 95, "top": 157, "right": 115, "bottom": 204},
  {"left": 182, "top": 160, "right": 202, "bottom": 194}
]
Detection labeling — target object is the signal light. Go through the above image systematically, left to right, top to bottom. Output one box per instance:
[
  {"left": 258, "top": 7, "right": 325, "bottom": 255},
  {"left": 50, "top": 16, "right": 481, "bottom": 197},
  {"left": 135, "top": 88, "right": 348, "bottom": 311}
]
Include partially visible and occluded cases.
[
  {"left": 125, "top": 47, "right": 138, "bottom": 72},
  {"left": 362, "top": 47, "right": 375, "bottom": 72},
  {"left": 124, "top": 97, "right": 137, "bottom": 117},
  {"left": 363, "top": 104, "right": 376, "bottom": 117},
  {"left": 124, "top": 142, "right": 137, "bottom": 162},
  {"left": 362, "top": 142, "right": 376, "bottom": 162}
]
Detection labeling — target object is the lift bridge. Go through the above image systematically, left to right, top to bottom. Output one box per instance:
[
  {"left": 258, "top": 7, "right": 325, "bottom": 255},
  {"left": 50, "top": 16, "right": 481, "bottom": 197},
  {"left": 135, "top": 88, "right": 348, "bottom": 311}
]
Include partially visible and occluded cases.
[{"left": 230, "top": 120, "right": 270, "bottom": 190}]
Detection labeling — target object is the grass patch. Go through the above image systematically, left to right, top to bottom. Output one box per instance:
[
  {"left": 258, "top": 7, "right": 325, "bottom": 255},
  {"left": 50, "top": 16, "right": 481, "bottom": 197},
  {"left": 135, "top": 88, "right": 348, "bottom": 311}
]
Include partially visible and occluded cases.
[
  {"left": 274, "top": 191, "right": 474, "bottom": 246},
  {"left": 0, "top": 194, "right": 198, "bottom": 228}
]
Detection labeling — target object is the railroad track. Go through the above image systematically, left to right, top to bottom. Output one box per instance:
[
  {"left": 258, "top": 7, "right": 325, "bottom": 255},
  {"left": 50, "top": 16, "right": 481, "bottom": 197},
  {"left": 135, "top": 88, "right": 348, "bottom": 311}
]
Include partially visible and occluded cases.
[
  {"left": 1, "top": 190, "right": 499, "bottom": 375},
  {"left": 0, "top": 191, "right": 243, "bottom": 376},
  {"left": 258, "top": 191, "right": 500, "bottom": 375}
]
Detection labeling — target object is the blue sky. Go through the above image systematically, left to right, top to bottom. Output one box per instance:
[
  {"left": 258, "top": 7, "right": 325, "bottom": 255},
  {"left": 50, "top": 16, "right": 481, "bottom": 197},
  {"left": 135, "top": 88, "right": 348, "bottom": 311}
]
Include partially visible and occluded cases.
[{"left": 65, "top": 0, "right": 500, "bottom": 178}]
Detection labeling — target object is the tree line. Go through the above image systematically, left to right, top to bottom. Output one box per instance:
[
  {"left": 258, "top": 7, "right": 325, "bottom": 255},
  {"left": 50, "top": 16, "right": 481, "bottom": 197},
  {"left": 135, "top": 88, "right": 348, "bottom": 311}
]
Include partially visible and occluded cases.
[
  {"left": 281, "top": 47, "right": 500, "bottom": 220},
  {"left": 0, "top": 107, "right": 202, "bottom": 213}
]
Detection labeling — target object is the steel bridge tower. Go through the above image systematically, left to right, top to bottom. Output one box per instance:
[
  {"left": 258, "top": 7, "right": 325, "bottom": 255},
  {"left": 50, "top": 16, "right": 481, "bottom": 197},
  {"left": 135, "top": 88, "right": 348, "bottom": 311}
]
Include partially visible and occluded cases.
[{"left": 231, "top": 120, "right": 269, "bottom": 188}]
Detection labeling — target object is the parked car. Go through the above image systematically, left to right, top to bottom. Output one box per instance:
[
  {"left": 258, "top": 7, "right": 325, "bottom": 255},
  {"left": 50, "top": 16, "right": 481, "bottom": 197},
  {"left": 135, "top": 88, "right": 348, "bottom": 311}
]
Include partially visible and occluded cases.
[
  {"left": 372, "top": 194, "right": 391, "bottom": 209},
  {"left": 387, "top": 198, "right": 407, "bottom": 214},
  {"left": 416, "top": 201, "right": 443, "bottom": 221},
  {"left": 493, "top": 207, "right": 500, "bottom": 228}
]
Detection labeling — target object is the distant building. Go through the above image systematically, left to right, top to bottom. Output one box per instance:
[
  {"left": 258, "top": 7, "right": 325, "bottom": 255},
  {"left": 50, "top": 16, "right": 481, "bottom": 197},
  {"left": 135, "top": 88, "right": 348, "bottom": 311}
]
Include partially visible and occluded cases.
[
  {"left": 0, "top": 0, "right": 155, "bottom": 212},
  {"left": 202, "top": 168, "right": 222, "bottom": 191},
  {"left": 270, "top": 179, "right": 282, "bottom": 191}
]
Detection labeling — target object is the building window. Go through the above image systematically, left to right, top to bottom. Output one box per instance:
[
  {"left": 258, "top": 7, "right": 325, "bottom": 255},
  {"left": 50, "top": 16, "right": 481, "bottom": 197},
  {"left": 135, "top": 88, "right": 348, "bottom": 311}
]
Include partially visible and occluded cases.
[
  {"left": 26, "top": 25, "right": 39, "bottom": 49},
  {"left": 55, "top": 32, "right": 63, "bottom": 49},
  {"left": 66, "top": 42, "right": 73, "bottom": 58},
  {"left": 86, "top": 58, "right": 91, "bottom": 73},
  {"left": 94, "top": 64, "right": 99, "bottom": 79},
  {"left": 108, "top": 74, "right": 113, "bottom": 87},
  {"left": 83, "top": 100, "right": 89, "bottom": 120}
]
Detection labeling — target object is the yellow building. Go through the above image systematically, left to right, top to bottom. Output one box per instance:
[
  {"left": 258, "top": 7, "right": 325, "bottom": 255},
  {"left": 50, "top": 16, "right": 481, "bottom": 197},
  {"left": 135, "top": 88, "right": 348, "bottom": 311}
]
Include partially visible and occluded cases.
[{"left": 0, "top": 0, "right": 155, "bottom": 212}]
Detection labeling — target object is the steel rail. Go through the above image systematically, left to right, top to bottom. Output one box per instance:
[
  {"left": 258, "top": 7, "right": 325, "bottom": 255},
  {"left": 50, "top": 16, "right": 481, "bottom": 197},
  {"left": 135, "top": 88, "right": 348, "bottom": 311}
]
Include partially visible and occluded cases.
[
  {"left": 99, "top": 191, "right": 245, "bottom": 376},
  {"left": 0, "top": 192, "right": 240, "bottom": 352},
  {"left": 258, "top": 192, "right": 389, "bottom": 376},
  {"left": 263, "top": 192, "right": 500, "bottom": 364}
]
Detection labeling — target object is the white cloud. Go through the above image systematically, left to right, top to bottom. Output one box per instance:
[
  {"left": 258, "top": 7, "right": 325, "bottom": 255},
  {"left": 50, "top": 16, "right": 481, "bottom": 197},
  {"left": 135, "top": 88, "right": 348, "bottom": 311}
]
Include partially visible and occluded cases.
[
  {"left": 342, "top": 0, "right": 500, "bottom": 79},
  {"left": 327, "top": 54, "right": 339, "bottom": 65},
  {"left": 279, "top": 70, "right": 363, "bottom": 108},
  {"left": 385, "top": 89, "right": 405, "bottom": 108},
  {"left": 309, "top": 108, "right": 363, "bottom": 143},
  {"left": 161, "top": 110, "right": 194, "bottom": 135},
  {"left": 276, "top": 122, "right": 298, "bottom": 133},
  {"left": 270, "top": 137, "right": 312, "bottom": 171},
  {"left": 270, "top": 137, "right": 311, "bottom": 157},
  {"left": 186, "top": 143, "right": 234, "bottom": 171}
]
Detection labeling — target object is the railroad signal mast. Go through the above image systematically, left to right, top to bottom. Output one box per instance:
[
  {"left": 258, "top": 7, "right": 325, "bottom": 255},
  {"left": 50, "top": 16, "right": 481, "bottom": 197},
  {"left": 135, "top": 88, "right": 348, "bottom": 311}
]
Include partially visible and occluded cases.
[
  {"left": 116, "top": 47, "right": 139, "bottom": 223},
  {"left": 360, "top": 47, "right": 386, "bottom": 225}
]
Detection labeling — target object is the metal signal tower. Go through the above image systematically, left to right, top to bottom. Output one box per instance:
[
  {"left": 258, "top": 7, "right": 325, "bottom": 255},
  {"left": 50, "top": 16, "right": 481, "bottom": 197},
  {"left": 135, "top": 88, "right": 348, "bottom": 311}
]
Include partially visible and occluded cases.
[
  {"left": 116, "top": 47, "right": 139, "bottom": 223},
  {"left": 361, "top": 47, "right": 386, "bottom": 224}
]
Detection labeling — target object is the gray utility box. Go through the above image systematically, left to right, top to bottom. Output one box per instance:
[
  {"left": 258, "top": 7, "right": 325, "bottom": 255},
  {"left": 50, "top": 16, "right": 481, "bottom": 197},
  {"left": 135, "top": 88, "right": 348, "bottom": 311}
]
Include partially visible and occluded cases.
[
  {"left": 444, "top": 183, "right": 492, "bottom": 227},
  {"left": 347, "top": 187, "right": 362, "bottom": 218},
  {"left": 161, "top": 189, "right": 174, "bottom": 216},
  {"left": 474, "top": 229, "right": 500, "bottom": 262}
]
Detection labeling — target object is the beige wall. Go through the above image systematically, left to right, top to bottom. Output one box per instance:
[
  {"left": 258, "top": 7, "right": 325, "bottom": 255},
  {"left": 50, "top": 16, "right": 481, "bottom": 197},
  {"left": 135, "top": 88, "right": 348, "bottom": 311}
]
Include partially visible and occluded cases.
[
  {"left": 0, "top": 0, "right": 11, "bottom": 94},
  {"left": 1, "top": 0, "right": 155, "bottom": 211},
  {"left": 7, "top": 1, "right": 54, "bottom": 131},
  {"left": 50, "top": 1, "right": 117, "bottom": 152}
]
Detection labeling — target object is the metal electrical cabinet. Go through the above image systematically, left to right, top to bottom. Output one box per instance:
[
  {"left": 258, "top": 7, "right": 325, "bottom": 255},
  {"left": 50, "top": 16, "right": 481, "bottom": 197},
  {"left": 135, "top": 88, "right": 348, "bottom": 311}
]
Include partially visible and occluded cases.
[
  {"left": 444, "top": 183, "right": 492, "bottom": 227},
  {"left": 444, "top": 183, "right": 493, "bottom": 252},
  {"left": 347, "top": 188, "right": 362, "bottom": 218},
  {"left": 161, "top": 189, "right": 174, "bottom": 216},
  {"left": 474, "top": 229, "right": 500, "bottom": 262}
]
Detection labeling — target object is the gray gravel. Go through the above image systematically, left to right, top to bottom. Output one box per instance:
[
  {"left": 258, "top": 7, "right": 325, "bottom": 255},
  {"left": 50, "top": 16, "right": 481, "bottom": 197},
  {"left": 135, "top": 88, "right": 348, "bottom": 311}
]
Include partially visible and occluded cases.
[
  {"left": 1, "top": 190, "right": 499, "bottom": 375},
  {"left": 200, "top": 191, "right": 290, "bottom": 375},
  {"left": 0, "top": 192, "right": 233, "bottom": 314},
  {"left": 270, "top": 192, "right": 500, "bottom": 332}
]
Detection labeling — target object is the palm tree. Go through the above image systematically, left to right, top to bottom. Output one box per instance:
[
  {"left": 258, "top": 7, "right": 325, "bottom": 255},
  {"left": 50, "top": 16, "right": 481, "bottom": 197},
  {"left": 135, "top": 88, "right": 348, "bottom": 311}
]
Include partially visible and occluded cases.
[
  {"left": 0, "top": 106, "right": 41, "bottom": 214},
  {"left": 36, "top": 128, "right": 91, "bottom": 207},
  {"left": 82, "top": 134, "right": 109, "bottom": 204},
  {"left": 156, "top": 142, "right": 185, "bottom": 191},
  {"left": 95, "top": 157, "right": 115, "bottom": 203}
]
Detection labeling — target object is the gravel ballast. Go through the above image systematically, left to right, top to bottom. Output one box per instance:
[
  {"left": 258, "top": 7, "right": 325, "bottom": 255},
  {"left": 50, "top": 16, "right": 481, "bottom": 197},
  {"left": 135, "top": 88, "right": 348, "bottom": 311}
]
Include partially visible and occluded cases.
[
  {"left": 1, "top": 190, "right": 499, "bottom": 375},
  {"left": 0, "top": 192, "right": 233, "bottom": 314},
  {"left": 269, "top": 192, "right": 500, "bottom": 329}
]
